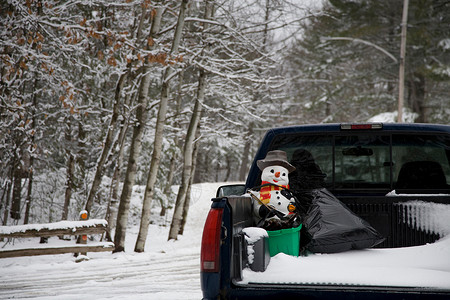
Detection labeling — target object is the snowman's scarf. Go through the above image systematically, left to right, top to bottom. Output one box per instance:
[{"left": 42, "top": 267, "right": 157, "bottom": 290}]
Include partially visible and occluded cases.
[{"left": 259, "top": 181, "right": 289, "bottom": 204}]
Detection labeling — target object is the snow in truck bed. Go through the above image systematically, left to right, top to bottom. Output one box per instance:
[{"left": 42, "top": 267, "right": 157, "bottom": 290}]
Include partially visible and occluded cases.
[
  {"left": 240, "top": 194, "right": 450, "bottom": 289},
  {"left": 240, "top": 236, "right": 450, "bottom": 289}
]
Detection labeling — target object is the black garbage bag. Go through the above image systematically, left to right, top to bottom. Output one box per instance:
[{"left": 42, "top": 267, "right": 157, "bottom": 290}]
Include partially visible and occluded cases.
[
  {"left": 289, "top": 149, "right": 327, "bottom": 190},
  {"left": 302, "top": 188, "right": 385, "bottom": 253}
]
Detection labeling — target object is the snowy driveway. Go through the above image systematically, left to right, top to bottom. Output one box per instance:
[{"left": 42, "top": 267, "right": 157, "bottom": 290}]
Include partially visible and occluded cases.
[
  {"left": 0, "top": 183, "right": 222, "bottom": 300},
  {"left": 0, "top": 242, "right": 201, "bottom": 299}
]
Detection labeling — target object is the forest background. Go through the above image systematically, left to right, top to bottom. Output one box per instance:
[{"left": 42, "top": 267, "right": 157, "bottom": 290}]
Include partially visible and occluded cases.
[{"left": 1, "top": 0, "right": 449, "bottom": 252}]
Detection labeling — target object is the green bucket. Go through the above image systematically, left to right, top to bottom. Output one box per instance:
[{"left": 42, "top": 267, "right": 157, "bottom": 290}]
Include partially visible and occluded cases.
[{"left": 267, "top": 224, "right": 302, "bottom": 257}]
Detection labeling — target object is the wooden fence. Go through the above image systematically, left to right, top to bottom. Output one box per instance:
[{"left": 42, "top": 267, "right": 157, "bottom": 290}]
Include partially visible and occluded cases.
[{"left": 0, "top": 219, "right": 114, "bottom": 258}]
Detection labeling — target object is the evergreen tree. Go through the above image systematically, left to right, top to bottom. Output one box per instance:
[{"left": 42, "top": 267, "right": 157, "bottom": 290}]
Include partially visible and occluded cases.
[{"left": 283, "top": 0, "right": 449, "bottom": 123}]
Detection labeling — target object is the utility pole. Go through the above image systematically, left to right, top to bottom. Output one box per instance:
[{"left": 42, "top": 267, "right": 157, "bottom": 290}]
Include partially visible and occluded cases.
[{"left": 397, "top": 0, "right": 409, "bottom": 123}]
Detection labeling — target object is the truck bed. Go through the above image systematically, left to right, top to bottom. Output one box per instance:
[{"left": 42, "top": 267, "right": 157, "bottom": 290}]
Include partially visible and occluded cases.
[{"left": 228, "top": 193, "right": 450, "bottom": 290}]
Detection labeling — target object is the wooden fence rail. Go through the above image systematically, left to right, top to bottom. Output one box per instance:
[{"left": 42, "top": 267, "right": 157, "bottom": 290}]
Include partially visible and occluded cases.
[{"left": 0, "top": 219, "right": 115, "bottom": 258}]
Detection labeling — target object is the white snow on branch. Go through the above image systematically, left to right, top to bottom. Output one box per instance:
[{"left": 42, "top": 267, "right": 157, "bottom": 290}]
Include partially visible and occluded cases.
[{"left": 323, "top": 37, "right": 398, "bottom": 63}]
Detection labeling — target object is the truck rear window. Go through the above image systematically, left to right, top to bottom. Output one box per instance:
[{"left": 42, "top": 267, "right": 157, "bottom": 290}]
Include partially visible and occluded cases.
[{"left": 269, "top": 133, "right": 450, "bottom": 193}]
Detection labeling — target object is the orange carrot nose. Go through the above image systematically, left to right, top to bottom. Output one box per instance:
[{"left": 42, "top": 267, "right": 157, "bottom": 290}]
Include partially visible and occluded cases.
[{"left": 275, "top": 171, "right": 280, "bottom": 177}]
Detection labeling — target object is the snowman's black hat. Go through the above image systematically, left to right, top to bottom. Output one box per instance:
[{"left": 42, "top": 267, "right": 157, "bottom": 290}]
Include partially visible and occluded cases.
[{"left": 257, "top": 150, "right": 296, "bottom": 173}]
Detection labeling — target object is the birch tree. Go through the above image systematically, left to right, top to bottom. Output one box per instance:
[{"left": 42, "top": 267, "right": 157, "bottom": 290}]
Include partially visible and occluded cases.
[
  {"left": 135, "top": 0, "right": 189, "bottom": 252},
  {"left": 167, "top": 1, "right": 213, "bottom": 241},
  {"left": 114, "top": 4, "right": 165, "bottom": 253},
  {"left": 159, "top": 69, "right": 185, "bottom": 217},
  {"left": 168, "top": 69, "right": 207, "bottom": 240},
  {"left": 84, "top": 72, "right": 128, "bottom": 214},
  {"left": 104, "top": 85, "right": 133, "bottom": 241},
  {"left": 178, "top": 125, "right": 200, "bottom": 236}
]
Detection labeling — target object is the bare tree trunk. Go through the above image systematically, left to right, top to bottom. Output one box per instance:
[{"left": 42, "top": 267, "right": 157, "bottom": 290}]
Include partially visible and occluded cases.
[
  {"left": 167, "top": 0, "right": 213, "bottom": 241},
  {"left": 262, "top": 0, "right": 271, "bottom": 50},
  {"left": 397, "top": 0, "right": 409, "bottom": 123},
  {"left": 134, "top": 1, "right": 189, "bottom": 252},
  {"left": 105, "top": 6, "right": 147, "bottom": 239},
  {"left": 114, "top": 6, "right": 164, "bottom": 253},
  {"left": 168, "top": 67, "right": 207, "bottom": 240},
  {"left": 160, "top": 69, "right": 185, "bottom": 216},
  {"left": 84, "top": 72, "right": 128, "bottom": 214},
  {"left": 408, "top": 73, "right": 426, "bottom": 122},
  {"left": 113, "top": 78, "right": 148, "bottom": 253},
  {"left": 24, "top": 80, "right": 37, "bottom": 225},
  {"left": 105, "top": 94, "right": 130, "bottom": 241},
  {"left": 62, "top": 119, "right": 74, "bottom": 221},
  {"left": 77, "top": 119, "right": 87, "bottom": 189},
  {"left": 239, "top": 126, "right": 253, "bottom": 181},
  {"left": 178, "top": 127, "right": 200, "bottom": 235},
  {"left": 160, "top": 149, "right": 176, "bottom": 216},
  {"left": 105, "top": 150, "right": 123, "bottom": 241},
  {"left": 62, "top": 153, "right": 74, "bottom": 221},
  {"left": 225, "top": 154, "right": 232, "bottom": 181},
  {"left": 10, "top": 163, "right": 22, "bottom": 220},
  {"left": 105, "top": 163, "right": 120, "bottom": 241},
  {"left": 24, "top": 172, "right": 32, "bottom": 224},
  {"left": 1, "top": 180, "right": 11, "bottom": 240},
  {"left": 2, "top": 181, "right": 11, "bottom": 226},
  {"left": 1, "top": 182, "right": 8, "bottom": 226}
]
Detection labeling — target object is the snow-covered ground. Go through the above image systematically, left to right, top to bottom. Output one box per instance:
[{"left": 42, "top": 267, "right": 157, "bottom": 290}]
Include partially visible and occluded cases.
[
  {"left": 1, "top": 182, "right": 450, "bottom": 300},
  {"left": 0, "top": 183, "right": 221, "bottom": 300},
  {"left": 242, "top": 236, "right": 450, "bottom": 288}
]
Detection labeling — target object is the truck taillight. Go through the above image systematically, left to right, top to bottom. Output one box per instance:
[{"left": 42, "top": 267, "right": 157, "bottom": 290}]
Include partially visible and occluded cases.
[
  {"left": 341, "top": 123, "right": 383, "bottom": 130},
  {"left": 201, "top": 207, "right": 223, "bottom": 272}
]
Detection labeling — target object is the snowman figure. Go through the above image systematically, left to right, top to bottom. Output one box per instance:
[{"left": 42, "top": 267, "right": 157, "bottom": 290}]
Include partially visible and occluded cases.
[{"left": 253, "top": 150, "right": 297, "bottom": 224}]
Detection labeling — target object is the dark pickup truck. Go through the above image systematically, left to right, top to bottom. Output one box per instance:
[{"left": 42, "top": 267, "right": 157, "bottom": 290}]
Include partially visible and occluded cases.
[{"left": 200, "top": 123, "right": 450, "bottom": 300}]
